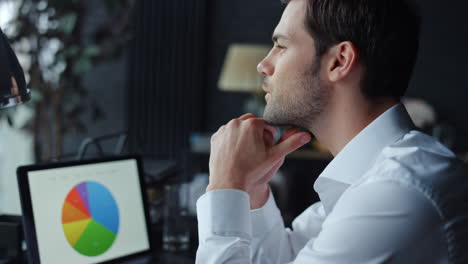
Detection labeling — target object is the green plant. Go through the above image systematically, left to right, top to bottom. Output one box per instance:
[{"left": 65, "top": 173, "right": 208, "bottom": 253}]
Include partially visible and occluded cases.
[{"left": 3, "top": 0, "right": 134, "bottom": 161}]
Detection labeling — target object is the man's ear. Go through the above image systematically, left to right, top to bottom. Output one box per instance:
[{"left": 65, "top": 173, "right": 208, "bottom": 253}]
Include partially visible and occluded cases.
[{"left": 325, "top": 41, "right": 358, "bottom": 83}]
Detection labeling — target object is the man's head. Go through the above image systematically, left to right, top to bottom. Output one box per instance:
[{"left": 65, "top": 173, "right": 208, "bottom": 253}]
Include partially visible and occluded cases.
[{"left": 258, "top": 0, "right": 420, "bottom": 128}]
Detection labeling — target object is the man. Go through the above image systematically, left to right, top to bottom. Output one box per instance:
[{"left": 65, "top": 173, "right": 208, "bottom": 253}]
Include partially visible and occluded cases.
[{"left": 196, "top": 0, "right": 468, "bottom": 263}]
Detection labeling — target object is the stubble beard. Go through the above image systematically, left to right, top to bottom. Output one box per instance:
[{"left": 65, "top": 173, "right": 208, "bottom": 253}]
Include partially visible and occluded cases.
[{"left": 263, "top": 62, "right": 329, "bottom": 129}]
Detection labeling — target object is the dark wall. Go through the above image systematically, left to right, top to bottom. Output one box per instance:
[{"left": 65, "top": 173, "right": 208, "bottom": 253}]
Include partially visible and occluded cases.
[
  {"left": 127, "top": 0, "right": 206, "bottom": 160},
  {"left": 204, "top": 0, "right": 468, "bottom": 151},
  {"left": 408, "top": 0, "right": 468, "bottom": 150}
]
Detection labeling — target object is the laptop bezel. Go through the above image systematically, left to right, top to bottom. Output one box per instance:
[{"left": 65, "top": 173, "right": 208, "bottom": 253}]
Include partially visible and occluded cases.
[{"left": 17, "top": 155, "right": 154, "bottom": 264}]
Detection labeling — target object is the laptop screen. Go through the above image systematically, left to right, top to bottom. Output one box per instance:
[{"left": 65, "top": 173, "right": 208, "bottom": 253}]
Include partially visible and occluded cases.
[{"left": 24, "top": 158, "right": 150, "bottom": 264}]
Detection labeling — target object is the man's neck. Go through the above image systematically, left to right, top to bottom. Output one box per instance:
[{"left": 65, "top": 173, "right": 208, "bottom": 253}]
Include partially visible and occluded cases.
[{"left": 310, "top": 97, "right": 399, "bottom": 157}]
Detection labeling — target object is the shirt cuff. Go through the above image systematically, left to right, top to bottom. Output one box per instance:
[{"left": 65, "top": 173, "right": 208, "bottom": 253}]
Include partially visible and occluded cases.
[
  {"left": 197, "top": 189, "right": 252, "bottom": 240},
  {"left": 250, "top": 189, "right": 282, "bottom": 237}
]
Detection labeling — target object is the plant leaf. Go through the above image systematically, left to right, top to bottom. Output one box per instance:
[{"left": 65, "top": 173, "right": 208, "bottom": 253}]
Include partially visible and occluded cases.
[
  {"left": 57, "top": 13, "right": 77, "bottom": 35},
  {"left": 64, "top": 45, "right": 80, "bottom": 58},
  {"left": 83, "top": 45, "right": 100, "bottom": 57},
  {"left": 72, "top": 57, "right": 92, "bottom": 75}
]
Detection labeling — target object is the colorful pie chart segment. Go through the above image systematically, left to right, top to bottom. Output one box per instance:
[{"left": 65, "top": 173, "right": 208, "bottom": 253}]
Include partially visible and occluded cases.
[{"left": 61, "top": 181, "right": 119, "bottom": 256}]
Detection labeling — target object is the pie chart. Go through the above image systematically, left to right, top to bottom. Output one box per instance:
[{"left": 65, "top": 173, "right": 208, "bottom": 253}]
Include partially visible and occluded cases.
[{"left": 61, "top": 181, "right": 119, "bottom": 256}]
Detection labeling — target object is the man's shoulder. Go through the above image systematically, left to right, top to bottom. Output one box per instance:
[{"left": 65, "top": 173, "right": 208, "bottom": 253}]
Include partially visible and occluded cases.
[
  {"left": 360, "top": 129, "right": 467, "bottom": 188},
  {"left": 377, "top": 130, "right": 459, "bottom": 171},
  {"left": 357, "top": 131, "right": 468, "bottom": 199}
]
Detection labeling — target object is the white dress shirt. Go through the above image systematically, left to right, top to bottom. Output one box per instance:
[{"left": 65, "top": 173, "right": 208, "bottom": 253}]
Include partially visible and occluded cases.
[{"left": 196, "top": 104, "right": 468, "bottom": 264}]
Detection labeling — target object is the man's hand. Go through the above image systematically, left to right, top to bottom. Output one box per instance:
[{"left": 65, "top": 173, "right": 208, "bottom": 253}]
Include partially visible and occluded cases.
[{"left": 206, "top": 113, "right": 311, "bottom": 208}]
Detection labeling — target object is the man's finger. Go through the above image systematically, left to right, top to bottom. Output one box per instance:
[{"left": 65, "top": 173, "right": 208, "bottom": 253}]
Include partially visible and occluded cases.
[
  {"left": 239, "top": 113, "right": 256, "bottom": 120},
  {"left": 263, "top": 125, "right": 278, "bottom": 146},
  {"left": 264, "top": 125, "right": 277, "bottom": 137},
  {"left": 279, "top": 127, "right": 300, "bottom": 142},
  {"left": 263, "top": 129, "right": 274, "bottom": 146},
  {"left": 269, "top": 132, "right": 311, "bottom": 161},
  {"left": 261, "top": 156, "right": 285, "bottom": 182},
  {"left": 270, "top": 156, "right": 285, "bottom": 172}
]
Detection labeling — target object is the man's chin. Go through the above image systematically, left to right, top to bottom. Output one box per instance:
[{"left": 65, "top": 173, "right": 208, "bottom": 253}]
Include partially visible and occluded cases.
[{"left": 263, "top": 110, "right": 289, "bottom": 126}]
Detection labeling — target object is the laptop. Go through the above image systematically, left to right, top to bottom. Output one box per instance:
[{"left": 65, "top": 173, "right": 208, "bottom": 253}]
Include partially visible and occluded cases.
[{"left": 17, "top": 155, "right": 154, "bottom": 264}]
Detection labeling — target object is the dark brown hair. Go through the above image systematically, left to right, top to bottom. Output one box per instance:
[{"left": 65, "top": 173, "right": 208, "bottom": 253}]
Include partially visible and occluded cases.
[{"left": 281, "top": 0, "right": 421, "bottom": 98}]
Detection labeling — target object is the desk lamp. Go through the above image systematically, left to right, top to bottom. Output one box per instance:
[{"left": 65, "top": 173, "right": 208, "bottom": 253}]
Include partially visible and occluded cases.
[{"left": 218, "top": 44, "right": 270, "bottom": 116}]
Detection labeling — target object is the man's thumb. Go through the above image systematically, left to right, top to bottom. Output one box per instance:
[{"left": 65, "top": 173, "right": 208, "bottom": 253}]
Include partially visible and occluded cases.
[{"left": 270, "top": 132, "right": 311, "bottom": 159}]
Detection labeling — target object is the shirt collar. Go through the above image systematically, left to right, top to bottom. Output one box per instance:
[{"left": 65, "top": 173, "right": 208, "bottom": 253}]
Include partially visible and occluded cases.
[{"left": 313, "top": 103, "right": 415, "bottom": 213}]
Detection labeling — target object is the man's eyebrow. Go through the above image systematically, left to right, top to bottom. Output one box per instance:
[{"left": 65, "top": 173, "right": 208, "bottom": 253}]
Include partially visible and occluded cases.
[{"left": 272, "top": 33, "right": 290, "bottom": 43}]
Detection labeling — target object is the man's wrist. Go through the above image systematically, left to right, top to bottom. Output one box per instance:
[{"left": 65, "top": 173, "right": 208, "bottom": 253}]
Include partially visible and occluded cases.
[
  {"left": 206, "top": 181, "right": 247, "bottom": 192},
  {"left": 249, "top": 184, "right": 270, "bottom": 210}
]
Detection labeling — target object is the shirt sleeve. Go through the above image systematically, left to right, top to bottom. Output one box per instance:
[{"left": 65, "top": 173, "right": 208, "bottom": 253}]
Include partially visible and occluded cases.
[
  {"left": 196, "top": 189, "right": 326, "bottom": 264},
  {"left": 196, "top": 189, "right": 252, "bottom": 264}
]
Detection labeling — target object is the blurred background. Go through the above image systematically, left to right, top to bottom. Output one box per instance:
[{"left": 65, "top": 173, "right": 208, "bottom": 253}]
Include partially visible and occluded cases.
[{"left": 0, "top": 0, "right": 467, "bottom": 243}]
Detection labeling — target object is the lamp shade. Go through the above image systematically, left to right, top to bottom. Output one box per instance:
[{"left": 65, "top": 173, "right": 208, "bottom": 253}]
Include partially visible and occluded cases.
[
  {"left": 0, "top": 28, "right": 30, "bottom": 109},
  {"left": 218, "top": 44, "right": 270, "bottom": 92}
]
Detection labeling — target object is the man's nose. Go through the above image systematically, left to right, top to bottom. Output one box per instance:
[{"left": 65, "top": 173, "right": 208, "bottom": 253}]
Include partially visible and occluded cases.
[{"left": 257, "top": 57, "right": 274, "bottom": 76}]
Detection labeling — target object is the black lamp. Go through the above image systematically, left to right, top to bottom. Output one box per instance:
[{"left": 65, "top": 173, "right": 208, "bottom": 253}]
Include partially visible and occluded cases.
[{"left": 0, "top": 28, "right": 30, "bottom": 109}]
